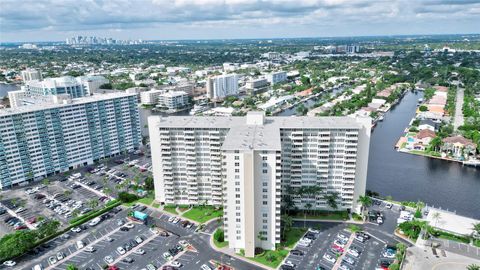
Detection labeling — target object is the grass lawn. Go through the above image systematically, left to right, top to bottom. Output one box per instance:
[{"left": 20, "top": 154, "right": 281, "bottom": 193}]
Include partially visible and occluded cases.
[
  {"left": 138, "top": 197, "right": 154, "bottom": 205},
  {"left": 152, "top": 202, "right": 161, "bottom": 208},
  {"left": 163, "top": 205, "right": 178, "bottom": 215},
  {"left": 183, "top": 206, "right": 223, "bottom": 223},
  {"left": 292, "top": 210, "right": 348, "bottom": 221},
  {"left": 281, "top": 227, "right": 307, "bottom": 248},
  {"left": 213, "top": 239, "right": 229, "bottom": 249},
  {"left": 474, "top": 239, "right": 480, "bottom": 248},
  {"left": 246, "top": 249, "right": 289, "bottom": 268}
]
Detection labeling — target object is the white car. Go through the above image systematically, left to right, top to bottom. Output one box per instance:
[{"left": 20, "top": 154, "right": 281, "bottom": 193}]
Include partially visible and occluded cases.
[
  {"left": 385, "top": 203, "right": 393, "bottom": 209},
  {"left": 168, "top": 216, "right": 175, "bottom": 222},
  {"left": 88, "top": 217, "right": 101, "bottom": 226},
  {"left": 173, "top": 217, "right": 180, "bottom": 224},
  {"left": 377, "top": 217, "right": 384, "bottom": 224},
  {"left": 125, "top": 223, "right": 135, "bottom": 229},
  {"left": 71, "top": 227, "right": 81, "bottom": 233},
  {"left": 308, "top": 228, "right": 320, "bottom": 234},
  {"left": 337, "top": 234, "right": 349, "bottom": 241},
  {"left": 105, "top": 236, "right": 114, "bottom": 242},
  {"left": 334, "top": 239, "right": 346, "bottom": 248},
  {"left": 76, "top": 240, "right": 85, "bottom": 249},
  {"left": 179, "top": 240, "right": 189, "bottom": 248},
  {"left": 297, "top": 240, "right": 310, "bottom": 247},
  {"left": 85, "top": 246, "right": 96, "bottom": 252},
  {"left": 117, "top": 246, "right": 126, "bottom": 255},
  {"left": 133, "top": 248, "right": 145, "bottom": 255},
  {"left": 347, "top": 248, "right": 360, "bottom": 257},
  {"left": 56, "top": 252, "right": 64, "bottom": 260},
  {"left": 163, "top": 252, "right": 173, "bottom": 260},
  {"left": 323, "top": 253, "right": 336, "bottom": 264},
  {"left": 48, "top": 256, "right": 57, "bottom": 265},
  {"left": 104, "top": 256, "right": 114, "bottom": 264},
  {"left": 2, "top": 261, "right": 16, "bottom": 267},
  {"left": 170, "top": 261, "right": 182, "bottom": 267},
  {"left": 284, "top": 261, "right": 295, "bottom": 267},
  {"left": 200, "top": 264, "right": 212, "bottom": 270}
]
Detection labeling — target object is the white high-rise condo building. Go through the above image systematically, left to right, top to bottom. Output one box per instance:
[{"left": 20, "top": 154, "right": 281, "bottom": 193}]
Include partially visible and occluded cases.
[
  {"left": 21, "top": 68, "right": 42, "bottom": 82},
  {"left": 266, "top": 71, "right": 287, "bottom": 85},
  {"left": 206, "top": 74, "right": 238, "bottom": 100},
  {"left": 25, "top": 76, "right": 90, "bottom": 98},
  {"left": 157, "top": 91, "right": 189, "bottom": 111},
  {"left": 0, "top": 93, "right": 141, "bottom": 188},
  {"left": 149, "top": 112, "right": 371, "bottom": 257}
]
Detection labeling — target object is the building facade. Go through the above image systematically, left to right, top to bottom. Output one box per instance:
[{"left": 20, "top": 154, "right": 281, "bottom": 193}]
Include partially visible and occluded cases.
[
  {"left": 21, "top": 69, "right": 42, "bottom": 82},
  {"left": 266, "top": 71, "right": 287, "bottom": 85},
  {"left": 206, "top": 74, "right": 239, "bottom": 100},
  {"left": 25, "top": 76, "right": 89, "bottom": 98},
  {"left": 140, "top": 89, "right": 165, "bottom": 105},
  {"left": 157, "top": 91, "right": 189, "bottom": 111},
  {"left": 0, "top": 93, "right": 141, "bottom": 188},
  {"left": 149, "top": 112, "right": 371, "bottom": 257}
]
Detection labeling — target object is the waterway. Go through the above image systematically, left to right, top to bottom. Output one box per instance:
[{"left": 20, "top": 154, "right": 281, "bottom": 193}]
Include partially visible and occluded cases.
[
  {"left": 276, "top": 86, "right": 344, "bottom": 116},
  {"left": 366, "top": 91, "right": 480, "bottom": 219}
]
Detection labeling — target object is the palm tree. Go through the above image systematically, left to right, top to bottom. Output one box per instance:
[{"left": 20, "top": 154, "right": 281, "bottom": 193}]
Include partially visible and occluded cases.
[
  {"left": 325, "top": 192, "right": 339, "bottom": 210},
  {"left": 357, "top": 195, "right": 372, "bottom": 217},
  {"left": 88, "top": 199, "right": 99, "bottom": 210},
  {"left": 432, "top": 212, "right": 442, "bottom": 227},
  {"left": 281, "top": 215, "right": 293, "bottom": 240},
  {"left": 472, "top": 223, "right": 480, "bottom": 238},
  {"left": 66, "top": 264, "right": 79, "bottom": 270},
  {"left": 467, "top": 264, "right": 480, "bottom": 270}
]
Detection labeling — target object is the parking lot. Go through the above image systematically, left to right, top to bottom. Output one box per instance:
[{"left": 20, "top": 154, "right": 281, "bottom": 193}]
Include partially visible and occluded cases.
[{"left": 282, "top": 222, "right": 399, "bottom": 270}]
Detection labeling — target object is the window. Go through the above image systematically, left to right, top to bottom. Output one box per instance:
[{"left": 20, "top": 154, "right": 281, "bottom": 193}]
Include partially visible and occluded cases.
[
  {"left": 235, "top": 156, "right": 239, "bottom": 160},
  {"left": 262, "top": 156, "right": 267, "bottom": 160},
  {"left": 235, "top": 162, "right": 239, "bottom": 166},
  {"left": 262, "top": 163, "right": 267, "bottom": 167},
  {"left": 235, "top": 169, "right": 239, "bottom": 173},
  {"left": 262, "top": 169, "right": 267, "bottom": 174},
  {"left": 235, "top": 181, "right": 240, "bottom": 186},
  {"left": 263, "top": 182, "right": 268, "bottom": 186},
  {"left": 235, "top": 188, "right": 240, "bottom": 192},
  {"left": 263, "top": 188, "right": 267, "bottom": 192},
  {"left": 235, "top": 194, "right": 240, "bottom": 198},
  {"left": 263, "top": 201, "right": 268, "bottom": 205},
  {"left": 262, "top": 213, "right": 268, "bottom": 217}
]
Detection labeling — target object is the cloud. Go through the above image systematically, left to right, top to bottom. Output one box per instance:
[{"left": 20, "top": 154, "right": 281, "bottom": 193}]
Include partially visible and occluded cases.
[{"left": 0, "top": 0, "right": 478, "bottom": 41}]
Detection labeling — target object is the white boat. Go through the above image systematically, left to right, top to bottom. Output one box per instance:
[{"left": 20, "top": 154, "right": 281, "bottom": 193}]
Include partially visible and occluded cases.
[
  {"left": 190, "top": 105, "right": 208, "bottom": 115},
  {"left": 463, "top": 159, "right": 480, "bottom": 167}
]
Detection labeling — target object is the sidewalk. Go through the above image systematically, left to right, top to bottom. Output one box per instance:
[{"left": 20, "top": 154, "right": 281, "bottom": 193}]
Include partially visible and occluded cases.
[{"left": 208, "top": 234, "right": 271, "bottom": 270}]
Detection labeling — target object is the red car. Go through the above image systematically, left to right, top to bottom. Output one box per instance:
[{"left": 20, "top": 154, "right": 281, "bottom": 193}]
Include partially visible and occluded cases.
[
  {"left": 27, "top": 217, "right": 36, "bottom": 224},
  {"left": 331, "top": 244, "right": 344, "bottom": 253},
  {"left": 108, "top": 266, "right": 120, "bottom": 270}
]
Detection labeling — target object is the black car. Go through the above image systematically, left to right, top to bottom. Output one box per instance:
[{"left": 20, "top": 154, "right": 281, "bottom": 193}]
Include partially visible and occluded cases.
[
  {"left": 138, "top": 206, "right": 147, "bottom": 212},
  {"left": 112, "top": 207, "right": 122, "bottom": 214},
  {"left": 120, "top": 226, "right": 130, "bottom": 232},
  {"left": 304, "top": 232, "right": 316, "bottom": 240},
  {"left": 290, "top": 249, "right": 304, "bottom": 256},
  {"left": 281, "top": 265, "right": 295, "bottom": 270}
]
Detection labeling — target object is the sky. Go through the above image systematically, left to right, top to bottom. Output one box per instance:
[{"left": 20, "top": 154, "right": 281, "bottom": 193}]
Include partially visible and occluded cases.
[{"left": 0, "top": 0, "right": 479, "bottom": 42}]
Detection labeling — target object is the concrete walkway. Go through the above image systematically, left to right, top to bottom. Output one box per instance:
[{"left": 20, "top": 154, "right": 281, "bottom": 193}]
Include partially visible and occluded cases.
[{"left": 453, "top": 87, "right": 464, "bottom": 130}]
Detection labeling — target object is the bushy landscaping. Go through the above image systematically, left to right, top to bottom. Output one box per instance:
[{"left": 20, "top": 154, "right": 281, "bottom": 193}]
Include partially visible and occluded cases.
[
  {"left": 163, "top": 205, "right": 178, "bottom": 214},
  {"left": 183, "top": 206, "right": 223, "bottom": 223},
  {"left": 292, "top": 210, "right": 348, "bottom": 220},
  {"left": 280, "top": 227, "right": 307, "bottom": 249},
  {"left": 213, "top": 229, "right": 229, "bottom": 248},
  {"left": 248, "top": 249, "right": 289, "bottom": 268}
]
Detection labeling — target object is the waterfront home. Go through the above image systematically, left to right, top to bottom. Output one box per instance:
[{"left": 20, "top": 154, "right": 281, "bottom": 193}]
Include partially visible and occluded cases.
[
  {"left": 433, "top": 85, "right": 449, "bottom": 93},
  {"left": 426, "top": 104, "right": 445, "bottom": 116},
  {"left": 417, "top": 111, "right": 443, "bottom": 122},
  {"left": 418, "top": 119, "right": 438, "bottom": 131},
  {"left": 415, "top": 129, "right": 436, "bottom": 146},
  {"left": 441, "top": 136, "right": 477, "bottom": 159}
]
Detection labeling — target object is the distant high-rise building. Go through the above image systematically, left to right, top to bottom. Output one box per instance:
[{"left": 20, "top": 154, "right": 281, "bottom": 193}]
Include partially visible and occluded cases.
[
  {"left": 347, "top": 45, "right": 360, "bottom": 54},
  {"left": 21, "top": 68, "right": 42, "bottom": 82},
  {"left": 266, "top": 71, "right": 287, "bottom": 85},
  {"left": 206, "top": 74, "right": 239, "bottom": 100},
  {"left": 25, "top": 76, "right": 89, "bottom": 98},
  {"left": 157, "top": 91, "right": 189, "bottom": 110},
  {"left": 0, "top": 93, "right": 141, "bottom": 188},
  {"left": 149, "top": 112, "right": 371, "bottom": 257}
]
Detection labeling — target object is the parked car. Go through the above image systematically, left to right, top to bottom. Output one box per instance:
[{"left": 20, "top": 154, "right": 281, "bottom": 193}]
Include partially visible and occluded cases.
[
  {"left": 116, "top": 246, "right": 126, "bottom": 255},
  {"left": 290, "top": 249, "right": 304, "bottom": 256},
  {"left": 323, "top": 253, "right": 336, "bottom": 264},
  {"left": 104, "top": 256, "right": 114, "bottom": 264},
  {"left": 2, "top": 261, "right": 16, "bottom": 267}
]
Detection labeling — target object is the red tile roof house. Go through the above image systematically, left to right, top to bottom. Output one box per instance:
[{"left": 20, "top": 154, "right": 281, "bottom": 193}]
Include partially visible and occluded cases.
[
  {"left": 433, "top": 86, "right": 449, "bottom": 92},
  {"left": 415, "top": 129, "right": 436, "bottom": 146},
  {"left": 441, "top": 136, "right": 478, "bottom": 159}
]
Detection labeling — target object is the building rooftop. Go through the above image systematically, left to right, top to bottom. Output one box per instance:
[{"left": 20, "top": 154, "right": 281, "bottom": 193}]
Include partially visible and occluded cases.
[
  {"left": 0, "top": 92, "right": 137, "bottom": 116},
  {"left": 151, "top": 112, "right": 370, "bottom": 151},
  {"left": 426, "top": 208, "right": 478, "bottom": 236}
]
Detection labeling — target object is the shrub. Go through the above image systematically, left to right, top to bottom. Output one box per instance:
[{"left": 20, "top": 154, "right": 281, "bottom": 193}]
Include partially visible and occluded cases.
[
  {"left": 419, "top": 105, "right": 428, "bottom": 112},
  {"left": 118, "top": 192, "right": 139, "bottom": 203},
  {"left": 414, "top": 209, "right": 422, "bottom": 218},
  {"left": 214, "top": 229, "right": 225, "bottom": 243},
  {"left": 388, "top": 263, "right": 400, "bottom": 270}
]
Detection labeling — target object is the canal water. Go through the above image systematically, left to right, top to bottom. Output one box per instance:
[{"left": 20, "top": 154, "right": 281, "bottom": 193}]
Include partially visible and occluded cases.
[{"left": 367, "top": 91, "right": 480, "bottom": 219}]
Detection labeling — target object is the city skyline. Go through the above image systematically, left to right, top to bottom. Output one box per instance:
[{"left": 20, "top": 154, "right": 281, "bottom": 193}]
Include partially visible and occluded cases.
[{"left": 1, "top": 0, "right": 480, "bottom": 42}]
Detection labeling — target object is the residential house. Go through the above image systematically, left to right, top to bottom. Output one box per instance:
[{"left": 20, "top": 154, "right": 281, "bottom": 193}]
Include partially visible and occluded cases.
[
  {"left": 418, "top": 119, "right": 438, "bottom": 131},
  {"left": 414, "top": 129, "right": 437, "bottom": 150},
  {"left": 441, "top": 136, "right": 477, "bottom": 159}
]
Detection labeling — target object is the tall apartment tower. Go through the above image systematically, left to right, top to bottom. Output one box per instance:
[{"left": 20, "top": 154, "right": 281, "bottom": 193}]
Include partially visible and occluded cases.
[
  {"left": 21, "top": 68, "right": 42, "bottom": 82},
  {"left": 206, "top": 74, "right": 238, "bottom": 100},
  {"left": 0, "top": 93, "right": 141, "bottom": 188},
  {"left": 149, "top": 112, "right": 371, "bottom": 257}
]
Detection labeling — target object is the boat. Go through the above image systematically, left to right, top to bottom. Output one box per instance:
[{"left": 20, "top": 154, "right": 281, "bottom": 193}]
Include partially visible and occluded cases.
[
  {"left": 189, "top": 104, "right": 208, "bottom": 116},
  {"left": 378, "top": 115, "right": 384, "bottom": 121},
  {"left": 463, "top": 159, "right": 480, "bottom": 167}
]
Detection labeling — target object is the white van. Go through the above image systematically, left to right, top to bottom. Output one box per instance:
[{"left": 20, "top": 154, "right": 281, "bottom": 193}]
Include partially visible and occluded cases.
[{"left": 32, "top": 264, "right": 43, "bottom": 270}]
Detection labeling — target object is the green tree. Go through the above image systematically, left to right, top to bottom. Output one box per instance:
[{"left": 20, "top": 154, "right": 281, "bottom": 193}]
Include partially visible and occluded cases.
[
  {"left": 429, "top": 137, "right": 443, "bottom": 152},
  {"left": 144, "top": 177, "right": 154, "bottom": 190},
  {"left": 325, "top": 192, "right": 339, "bottom": 210},
  {"left": 357, "top": 195, "right": 372, "bottom": 217},
  {"left": 88, "top": 199, "right": 99, "bottom": 210},
  {"left": 281, "top": 215, "right": 293, "bottom": 240},
  {"left": 37, "top": 220, "right": 60, "bottom": 239},
  {"left": 472, "top": 223, "right": 480, "bottom": 236},
  {"left": 214, "top": 229, "right": 225, "bottom": 243},
  {"left": 0, "top": 230, "right": 38, "bottom": 259},
  {"left": 66, "top": 264, "right": 79, "bottom": 270}
]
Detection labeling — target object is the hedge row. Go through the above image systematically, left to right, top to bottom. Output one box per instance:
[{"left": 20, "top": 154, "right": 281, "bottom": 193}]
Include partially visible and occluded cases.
[{"left": 70, "top": 200, "right": 120, "bottom": 225}]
